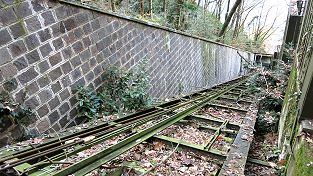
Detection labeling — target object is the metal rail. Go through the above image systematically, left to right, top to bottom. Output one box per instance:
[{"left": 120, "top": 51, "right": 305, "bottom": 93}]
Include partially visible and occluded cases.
[
  {"left": 0, "top": 76, "right": 253, "bottom": 176},
  {"left": 53, "top": 77, "right": 249, "bottom": 176},
  {"left": 0, "top": 79, "right": 242, "bottom": 167}
]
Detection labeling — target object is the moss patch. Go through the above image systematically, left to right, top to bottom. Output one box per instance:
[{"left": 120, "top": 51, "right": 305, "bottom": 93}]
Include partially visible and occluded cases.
[
  {"left": 202, "top": 42, "right": 209, "bottom": 83},
  {"left": 279, "top": 67, "right": 299, "bottom": 144},
  {"left": 293, "top": 140, "right": 313, "bottom": 176}
]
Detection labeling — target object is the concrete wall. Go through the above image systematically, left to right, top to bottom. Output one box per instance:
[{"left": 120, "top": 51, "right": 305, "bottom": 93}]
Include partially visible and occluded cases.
[{"left": 0, "top": 0, "right": 254, "bottom": 134}]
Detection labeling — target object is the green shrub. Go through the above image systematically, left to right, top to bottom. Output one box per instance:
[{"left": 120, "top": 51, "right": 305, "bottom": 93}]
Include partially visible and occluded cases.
[
  {"left": 76, "top": 59, "right": 152, "bottom": 119},
  {"left": 101, "top": 59, "right": 151, "bottom": 115},
  {"left": 77, "top": 87, "right": 103, "bottom": 120},
  {"left": 0, "top": 91, "right": 33, "bottom": 126}
]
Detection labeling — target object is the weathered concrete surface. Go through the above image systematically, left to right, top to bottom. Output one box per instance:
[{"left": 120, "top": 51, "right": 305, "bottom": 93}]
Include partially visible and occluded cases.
[{"left": 219, "top": 103, "right": 258, "bottom": 176}]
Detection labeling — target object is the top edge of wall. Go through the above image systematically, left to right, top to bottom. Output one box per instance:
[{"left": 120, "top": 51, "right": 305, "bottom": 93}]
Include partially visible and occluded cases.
[{"left": 58, "top": 0, "right": 254, "bottom": 55}]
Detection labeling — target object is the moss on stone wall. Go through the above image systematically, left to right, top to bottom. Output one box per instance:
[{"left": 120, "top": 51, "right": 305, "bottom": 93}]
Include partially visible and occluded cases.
[
  {"left": 202, "top": 43, "right": 209, "bottom": 84},
  {"left": 278, "top": 65, "right": 313, "bottom": 176},
  {"left": 279, "top": 66, "right": 299, "bottom": 147},
  {"left": 293, "top": 140, "right": 313, "bottom": 176}
]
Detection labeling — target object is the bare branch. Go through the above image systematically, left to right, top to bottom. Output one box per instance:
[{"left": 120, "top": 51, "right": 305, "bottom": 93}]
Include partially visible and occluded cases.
[{"left": 217, "top": 0, "right": 242, "bottom": 40}]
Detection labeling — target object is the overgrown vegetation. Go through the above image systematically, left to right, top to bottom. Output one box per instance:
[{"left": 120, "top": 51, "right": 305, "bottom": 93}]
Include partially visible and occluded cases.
[
  {"left": 77, "top": 0, "right": 270, "bottom": 52},
  {"left": 77, "top": 59, "right": 151, "bottom": 120},
  {"left": 101, "top": 59, "right": 151, "bottom": 114},
  {"left": 244, "top": 60, "right": 291, "bottom": 175},
  {"left": 245, "top": 60, "right": 290, "bottom": 134},
  {"left": 77, "top": 87, "right": 103, "bottom": 120},
  {"left": 0, "top": 90, "right": 34, "bottom": 141},
  {"left": 0, "top": 91, "right": 33, "bottom": 126},
  {"left": 293, "top": 136, "right": 313, "bottom": 176}
]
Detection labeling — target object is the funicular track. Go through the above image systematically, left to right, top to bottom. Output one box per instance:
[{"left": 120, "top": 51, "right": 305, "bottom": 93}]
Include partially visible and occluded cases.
[{"left": 0, "top": 75, "right": 260, "bottom": 176}]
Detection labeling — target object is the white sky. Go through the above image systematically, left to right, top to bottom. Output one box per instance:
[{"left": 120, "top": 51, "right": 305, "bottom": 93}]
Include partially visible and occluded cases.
[
  {"left": 199, "top": 0, "right": 290, "bottom": 53},
  {"left": 258, "top": 0, "right": 289, "bottom": 52}
]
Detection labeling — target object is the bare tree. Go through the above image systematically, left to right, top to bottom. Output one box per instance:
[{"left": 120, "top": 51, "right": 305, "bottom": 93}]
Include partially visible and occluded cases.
[
  {"left": 110, "top": 0, "right": 116, "bottom": 11},
  {"left": 140, "top": 0, "right": 144, "bottom": 16},
  {"left": 149, "top": 0, "right": 152, "bottom": 17},
  {"left": 163, "top": 0, "right": 168, "bottom": 19},
  {"left": 175, "top": 0, "right": 184, "bottom": 29},
  {"left": 204, "top": 0, "right": 216, "bottom": 11},
  {"left": 211, "top": 0, "right": 223, "bottom": 20},
  {"left": 216, "top": 0, "right": 223, "bottom": 20},
  {"left": 217, "top": 0, "right": 242, "bottom": 40},
  {"left": 224, "top": 0, "right": 262, "bottom": 39},
  {"left": 225, "top": 0, "right": 231, "bottom": 20},
  {"left": 232, "top": 0, "right": 243, "bottom": 39},
  {"left": 238, "top": 1, "right": 261, "bottom": 28},
  {"left": 253, "top": 7, "right": 279, "bottom": 44}
]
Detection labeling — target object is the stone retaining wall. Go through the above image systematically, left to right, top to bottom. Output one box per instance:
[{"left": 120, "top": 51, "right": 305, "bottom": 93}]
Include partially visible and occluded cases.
[{"left": 0, "top": 0, "right": 254, "bottom": 135}]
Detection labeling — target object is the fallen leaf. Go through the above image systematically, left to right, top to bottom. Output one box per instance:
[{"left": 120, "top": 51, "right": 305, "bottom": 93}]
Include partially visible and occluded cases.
[
  {"left": 216, "top": 135, "right": 224, "bottom": 141},
  {"left": 241, "top": 135, "right": 248, "bottom": 140},
  {"left": 153, "top": 141, "right": 165, "bottom": 151},
  {"left": 134, "top": 153, "right": 141, "bottom": 160},
  {"left": 182, "top": 159, "right": 194, "bottom": 167},
  {"left": 278, "top": 159, "right": 287, "bottom": 166},
  {"left": 142, "top": 162, "right": 152, "bottom": 168}
]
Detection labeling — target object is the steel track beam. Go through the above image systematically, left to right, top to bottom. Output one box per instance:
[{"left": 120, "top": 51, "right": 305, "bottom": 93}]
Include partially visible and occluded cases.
[
  {"left": 52, "top": 78, "right": 248, "bottom": 176},
  {"left": 207, "top": 103, "right": 248, "bottom": 112},
  {"left": 187, "top": 114, "right": 240, "bottom": 129},
  {"left": 177, "top": 119, "right": 237, "bottom": 135},
  {"left": 152, "top": 135, "right": 227, "bottom": 158}
]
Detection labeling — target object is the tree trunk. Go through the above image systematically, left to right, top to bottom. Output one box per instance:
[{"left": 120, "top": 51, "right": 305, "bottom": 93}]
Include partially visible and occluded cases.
[
  {"left": 110, "top": 0, "right": 116, "bottom": 12},
  {"left": 140, "top": 0, "right": 144, "bottom": 16},
  {"left": 149, "top": 0, "right": 152, "bottom": 17},
  {"left": 163, "top": 0, "right": 167, "bottom": 18},
  {"left": 175, "top": 0, "right": 184, "bottom": 29},
  {"left": 204, "top": 0, "right": 208, "bottom": 10},
  {"left": 217, "top": 0, "right": 242, "bottom": 41},
  {"left": 217, "top": 0, "right": 222, "bottom": 21},
  {"left": 225, "top": 0, "right": 231, "bottom": 20},
  {"left": 232, "top": 0, "right": 243, "bottom": 39}
]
